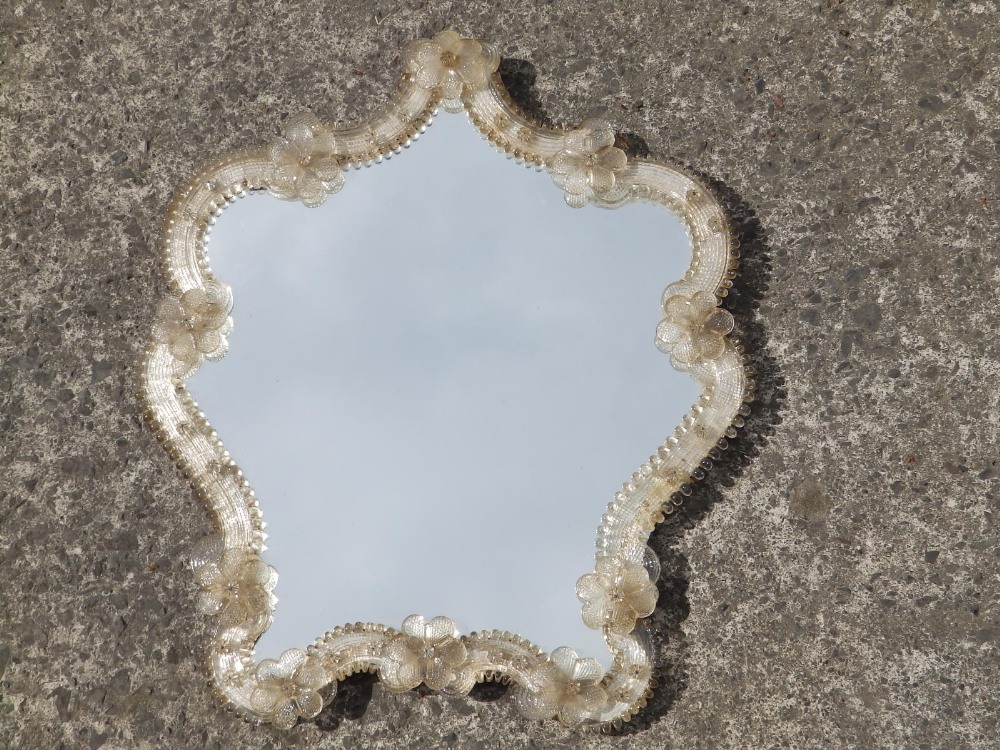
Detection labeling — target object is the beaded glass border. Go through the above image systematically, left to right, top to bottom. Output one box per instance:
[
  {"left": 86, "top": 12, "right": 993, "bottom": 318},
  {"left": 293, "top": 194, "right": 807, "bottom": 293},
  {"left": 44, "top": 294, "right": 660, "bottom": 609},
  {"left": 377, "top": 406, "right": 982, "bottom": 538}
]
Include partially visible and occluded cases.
[{"left": 139, "top": 30, "right": 751, "bottom": 730}]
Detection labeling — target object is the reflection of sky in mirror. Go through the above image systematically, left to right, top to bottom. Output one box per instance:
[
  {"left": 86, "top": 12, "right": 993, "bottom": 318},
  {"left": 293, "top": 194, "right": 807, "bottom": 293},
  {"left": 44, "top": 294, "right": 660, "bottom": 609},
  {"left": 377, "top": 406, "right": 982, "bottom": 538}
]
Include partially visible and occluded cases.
[{"left": 188, "top": 112, "right": 698, "bottom": 667}]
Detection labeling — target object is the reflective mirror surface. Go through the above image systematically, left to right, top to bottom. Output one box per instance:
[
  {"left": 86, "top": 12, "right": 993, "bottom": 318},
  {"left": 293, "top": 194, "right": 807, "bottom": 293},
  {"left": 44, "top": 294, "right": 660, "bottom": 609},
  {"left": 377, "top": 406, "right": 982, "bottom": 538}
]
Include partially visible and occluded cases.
[{"left": 187, "top": 112, "right": 697, "bottom": 666}]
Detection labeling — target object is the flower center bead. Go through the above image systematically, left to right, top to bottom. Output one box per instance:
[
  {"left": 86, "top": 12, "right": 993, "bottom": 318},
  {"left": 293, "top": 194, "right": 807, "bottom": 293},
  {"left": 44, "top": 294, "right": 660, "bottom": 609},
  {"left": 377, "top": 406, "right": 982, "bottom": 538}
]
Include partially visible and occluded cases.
[{"left": 439, "top": 50, "right": 458, "bottom": 67}]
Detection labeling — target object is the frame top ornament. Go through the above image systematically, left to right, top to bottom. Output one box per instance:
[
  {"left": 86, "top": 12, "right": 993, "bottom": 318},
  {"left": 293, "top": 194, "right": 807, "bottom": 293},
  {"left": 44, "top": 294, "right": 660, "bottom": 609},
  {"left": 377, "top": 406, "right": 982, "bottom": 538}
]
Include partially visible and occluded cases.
[{"left": 140, "top": 30, "right": 751, "bottom": 731}]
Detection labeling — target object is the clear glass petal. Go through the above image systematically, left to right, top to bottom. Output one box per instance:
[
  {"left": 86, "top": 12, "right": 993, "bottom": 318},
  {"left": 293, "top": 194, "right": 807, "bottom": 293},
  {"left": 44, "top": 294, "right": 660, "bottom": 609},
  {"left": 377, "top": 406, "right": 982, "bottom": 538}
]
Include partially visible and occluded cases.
[
  {"left": 433, "top": 29, "right": 464, "bottom": 51},
  {"left": 476, "top": 42, "right": 501, "bottom": 75},
  {"left": 412, "top": 48, "right": 445, "bottom": 88},
  {"left": 456, "top": 56, "right": 487, "bottom": 87},
  {"left": 283, "top": 112, "right": 323, "bottom": 142},
  {"left": 580, "top": 118, "right": 615, "bottom": 149},
  {"left": 561, "top": 128, "right": 589, "bottom": 153},
  {"left": 310, "top": 129, "right": 338, "bottom": 155},
  {"left": 599, "top": 145, "right": 628, "bottom": 171},
  {"left": 551, "top": 151, "right": 578, "bottom": 174},
  {"left": 310, "top": 156, "right": 342, "bottom": 184},
  {"left": 589, "top": 166, "right": 615, "bottom": 194},
  {"left": 296, "top": 173, "right": 326, "bottom": 207},
  {"left": 180, "top": 288, "right": 207, "bottom": 312},
  {"left": 690, "top": 290, "right": 718, "bottom": 315},
  {"left": 664, "top": 294, "right": 691, "bottom": 318},
  {"left": 704, "top": 308, "right": 735, "bottom": 335},
  {"left": 655, "top": 319, "right": 685, "bottom": 346},
  {"left": 195, "top": 329, "right": 222, "bottom": 355},
  {"left": 168, "top": 332, "right": 198, "bottom": 364},
  {"left": 693, "top": 333, "right": 726, "bottom": 362},
  {"left": 668, "top": 335, "right": 697, "bottom": 364},
  {"left": 189, "top": 535, "right": 223, "bottom": 569},
  {"left": 642, "top": 545, "right": 661, "bottom": 582},
  {"left": 594, "top": 556, "right": 622, "bottom": 580},
  {"left": 243, "top": 557, "right": 276, "bottom": 588},
  {"left": 193, "top": 559, "right": 223, "bottom": 585},
  {"left": 575, "top": 572, "right": 606, "bottom": 601},
  {"left": 630, "top": 585, "right": 658, "bottom": 618},
  {"left": 194, "top": 590, "right": 224, "bottom": 615},
  {"left": 217, "top": 599, "right": 251, "bottom": 631},
  {"left": 581, "top": 599, "right": 611, "bottom": 630},
  {"left": 608, "top": 606, "right": 637, "bottom": 635},
  {"left": 400, "top": 614, "right": 427, "bottom": 639},
  {"left": 425, "top": 616, "right": 457, "bottom": 643},
  {"left": 438, "top": 639, "right": 467, "bottom": 668},
  {"left": 550, "top": 647, "right": 580, "bottom": 677},
  {"left": 278, "top": 648, "right": 308, "bottom": 673},
  {"left": 256, "top": 657, "right": 290, "bottom": 682},
  {"left": 571, "top": 657, "right": 605, "bottom": 684},
  {"left": 391, "top": 659, "right": 423, "bottom": 691},
  {"left": 295, "top": 661, "right": 328, "bottom": 690},
  {"left": 423, "top": 661, "right": 452, "bottom": 691},
  {"left": 249, "top": 684, "right": 282, "bottom": 713},
  {"left": 513, "top": 684, "right": 560, "bottom": 720},
  {"left": 580, "top": 684, "right": 609, "bottom": 716},
  {"left": 296, "top": 690, "right": 323, "bottom": 718},
  {"left": 558, "top": 699, "right": 590, "bottom": 727},
  {"left": 271, "top": 700, "right": 299, "bottom": 730}
]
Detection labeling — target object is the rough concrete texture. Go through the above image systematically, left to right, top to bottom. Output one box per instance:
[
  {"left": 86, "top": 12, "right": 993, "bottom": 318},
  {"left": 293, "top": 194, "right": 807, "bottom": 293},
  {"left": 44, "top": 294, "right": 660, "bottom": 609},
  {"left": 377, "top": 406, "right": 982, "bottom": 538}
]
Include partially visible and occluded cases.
[{"left": 2, "top": 1, "right": 998, "bottom": 748}]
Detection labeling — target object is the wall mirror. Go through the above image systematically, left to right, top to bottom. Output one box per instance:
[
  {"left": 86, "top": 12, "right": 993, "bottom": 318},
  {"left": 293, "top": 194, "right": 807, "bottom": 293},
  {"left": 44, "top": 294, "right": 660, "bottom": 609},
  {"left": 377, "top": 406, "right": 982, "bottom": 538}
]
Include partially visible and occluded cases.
[{"left": 141, "top": 30, "right": 751, "bottom": 731}]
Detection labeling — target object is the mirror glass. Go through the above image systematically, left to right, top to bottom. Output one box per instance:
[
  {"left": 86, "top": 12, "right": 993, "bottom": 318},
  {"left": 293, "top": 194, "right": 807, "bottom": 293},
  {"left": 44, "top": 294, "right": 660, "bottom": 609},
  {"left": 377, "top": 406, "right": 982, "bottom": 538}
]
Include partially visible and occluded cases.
[{"left": 187, "top": 112, "right": 697, "bottom": 667}]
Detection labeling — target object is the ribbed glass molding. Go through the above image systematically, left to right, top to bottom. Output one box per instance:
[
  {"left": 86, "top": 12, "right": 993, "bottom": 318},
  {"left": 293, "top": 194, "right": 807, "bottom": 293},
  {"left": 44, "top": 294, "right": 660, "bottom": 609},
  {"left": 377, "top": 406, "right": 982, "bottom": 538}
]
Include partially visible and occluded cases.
[{"left": 140, "top": 30, "right": 751, "bottom": 731}]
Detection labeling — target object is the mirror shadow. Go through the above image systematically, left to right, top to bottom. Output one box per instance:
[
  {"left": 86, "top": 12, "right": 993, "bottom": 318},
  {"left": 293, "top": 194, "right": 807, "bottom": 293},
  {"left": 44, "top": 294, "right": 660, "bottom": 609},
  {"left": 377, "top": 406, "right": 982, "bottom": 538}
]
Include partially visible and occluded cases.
[{"left": 608, "top": 174, "right": 785, "bottom": 735}]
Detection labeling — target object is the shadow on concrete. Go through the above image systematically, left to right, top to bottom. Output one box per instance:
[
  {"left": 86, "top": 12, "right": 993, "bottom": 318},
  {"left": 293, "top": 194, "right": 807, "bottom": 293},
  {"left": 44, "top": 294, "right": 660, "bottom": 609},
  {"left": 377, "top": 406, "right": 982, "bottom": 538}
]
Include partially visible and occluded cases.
[
  {"left": 497, "top": 58, "right": 556, "bottom": 128},
  {"left": 604, "top": 171, "right": 785, "bottom": 735},
  {"left": 314, "top": 672, "right": 378, "bottom": 732}
]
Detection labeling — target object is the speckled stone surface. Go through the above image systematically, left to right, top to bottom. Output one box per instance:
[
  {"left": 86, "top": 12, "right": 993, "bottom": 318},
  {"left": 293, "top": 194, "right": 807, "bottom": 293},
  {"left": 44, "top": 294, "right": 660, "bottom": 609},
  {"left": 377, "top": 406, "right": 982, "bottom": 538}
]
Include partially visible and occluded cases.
[{"left": 2, "top": 2, "right": 998, "bottom": 748}]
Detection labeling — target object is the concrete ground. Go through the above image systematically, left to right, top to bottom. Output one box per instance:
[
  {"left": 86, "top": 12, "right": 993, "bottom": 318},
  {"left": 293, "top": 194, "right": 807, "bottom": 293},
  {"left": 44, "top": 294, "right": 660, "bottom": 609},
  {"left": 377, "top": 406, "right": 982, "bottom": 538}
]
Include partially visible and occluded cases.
[{"left": 1, "top": 2, "right": 997, "bottom": 748}]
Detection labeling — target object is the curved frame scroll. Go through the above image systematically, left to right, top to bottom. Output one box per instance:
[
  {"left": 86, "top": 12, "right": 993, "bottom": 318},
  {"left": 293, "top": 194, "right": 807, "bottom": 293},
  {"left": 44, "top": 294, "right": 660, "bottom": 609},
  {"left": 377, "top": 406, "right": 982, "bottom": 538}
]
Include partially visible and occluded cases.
[{"left": 139, "top": 30, "right": 751, "bottom": 730}]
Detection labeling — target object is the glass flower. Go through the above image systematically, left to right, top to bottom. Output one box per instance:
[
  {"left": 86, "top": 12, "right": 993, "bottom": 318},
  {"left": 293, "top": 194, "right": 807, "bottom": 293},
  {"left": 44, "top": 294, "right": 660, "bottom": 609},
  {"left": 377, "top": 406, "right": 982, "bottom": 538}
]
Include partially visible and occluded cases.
[
  {"left": 405, "top": 30, "right": 501, "bottom": 111},
  {"left": 268, "top": 113, "right": 345, "bottom": 208},
  {"left": 550, "top": 118, "right": 628, "bottom": 208},
  {"left": 153, "top": 280, "right": 234, "bottom": 372},
  {"left": 655, "top": 290, "right": 735, "bottom": 364},
  {"left": 193, "top": 547, "right": 277, "bottom": 639},
  {"left": 576, "top": 555, "right": 658, "bottom": 635},
  {"left": 381, "top": 615, "right": 472, "bottom": 693},
  {"left": 514, "top": 646, "right": 608, "bottom": 727},
  {"left": 250, "top": 649, "right": 329, "bottom": 729}
]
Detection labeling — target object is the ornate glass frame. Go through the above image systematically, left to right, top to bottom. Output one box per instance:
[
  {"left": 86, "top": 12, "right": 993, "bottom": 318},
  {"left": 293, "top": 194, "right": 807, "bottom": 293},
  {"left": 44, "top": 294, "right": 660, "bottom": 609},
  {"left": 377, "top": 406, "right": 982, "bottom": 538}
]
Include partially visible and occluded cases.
[{"left": 139, "top": 30, "right": 751, "bottom": 730}]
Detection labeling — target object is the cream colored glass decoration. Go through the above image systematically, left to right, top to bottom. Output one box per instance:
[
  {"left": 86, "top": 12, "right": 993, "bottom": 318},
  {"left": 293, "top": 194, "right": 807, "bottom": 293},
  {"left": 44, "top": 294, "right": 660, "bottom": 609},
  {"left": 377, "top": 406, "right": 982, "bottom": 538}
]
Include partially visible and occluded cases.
[
  {"left": 140, "top": 30, "right": 751, "bottom": 730},
  {"left": 576, "top": 556, "right": 659, "bottom": 636},
  {"left": 249, "top": 649, "right": 329, "bottom": 729}
]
